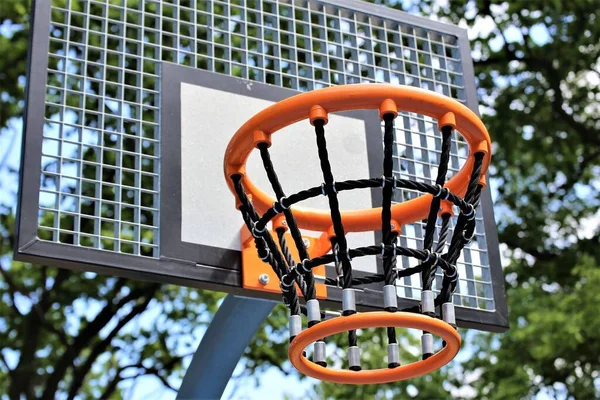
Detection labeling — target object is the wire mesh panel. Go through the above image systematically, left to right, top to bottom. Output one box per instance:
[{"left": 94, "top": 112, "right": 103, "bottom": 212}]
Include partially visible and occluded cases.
[{"left": 34, "top": 0, "right": 495, "bottom": 313}]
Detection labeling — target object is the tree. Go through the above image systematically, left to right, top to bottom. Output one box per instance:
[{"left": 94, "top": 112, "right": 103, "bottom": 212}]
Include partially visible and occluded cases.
[
  {"left": 1, "top": 0, "right": 599, "bottom": 399},
  {"left": 425, "top": 1, "right": 599, "bottom": 398}
]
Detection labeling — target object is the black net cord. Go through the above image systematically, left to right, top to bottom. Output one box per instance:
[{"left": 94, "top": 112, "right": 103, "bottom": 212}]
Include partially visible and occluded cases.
[
  {"left": 380, "top": 113, "right": 400, "bottom": 352},
  {"left": 381, "top": 113, "right": 397, "bottom": 286},
  {"left": 380, "top": 114, "right": 394, "bottom": 244},
  {"left": 313, "top": 119, "right": 353, "bottom": 289},
  {"left": 313, "top": 119, "right": 357, "bottom": 348},
  {"left": 230, "top": 123, "right": 486, "bottom": 349},
  {"left": 424, "top": 126, "right": 453, "bottom": 249},
  {"left": 421, "top": 127, "right": 452, "bottom": 291},
  {"left": 258, "top": 143, "right": 317, "bottom": 300},
  {"left": 438, "top": 152, "right": 485, "bottom": 302},
  {"left": 445, "top": 152, "right": 484, "bottom": 266},
  {"left": 451, "top": 152, "right": 486, "bottom": 266},
  {"left": 397, "top": 153, "right": 484, "bottom": 311},
  {"left": 465, "top": 153, "right": 485, "bottom": 204},
  {"left": 230, "top": 174, "right": 301, "bottom": 315},
  {"left": 232, "top": 174, "right": 313, "bottom": 299},
  {"left": 254, "top": 177, "right": 472, "bottom": 232},
  {"left": 233, "top": 178, "right": 285, "bottom": 281},
  {"left": 461, "top": 184, "right": 483, "bottom": 241},
  {"left": 435, "top": 213, "right": 452, "bottom": 253},
  {"left": 277, "top": 228, "right": 296, "bottom": 268},
  {"left": 276, "top": 229, "right": 312, "bottom": 297},
  {"left": 382, "top": 232, "right": 399, "bottom": 289},
  {"left": 331, "top": 238, "right": 344, "bottom": 287},
  {"left": 286, "top": 241, "right": 455, "bottom": 286}
]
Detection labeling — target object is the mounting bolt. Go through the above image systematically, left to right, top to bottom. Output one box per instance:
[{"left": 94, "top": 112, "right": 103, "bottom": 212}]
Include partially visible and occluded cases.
[
  {"left": 281, "top": 220, "right": 287, "bottom": 225},
  {"left": 303, "top": 238, "right": 310, "bottom": 248},
  {"left": 258, "top": 274, "right": 270, "bottom": 285}
]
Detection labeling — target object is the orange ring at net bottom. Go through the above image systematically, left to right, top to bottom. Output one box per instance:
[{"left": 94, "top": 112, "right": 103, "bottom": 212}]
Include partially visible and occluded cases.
[{"left": 288, "top": 312, "right": 461, "bottom": 385}]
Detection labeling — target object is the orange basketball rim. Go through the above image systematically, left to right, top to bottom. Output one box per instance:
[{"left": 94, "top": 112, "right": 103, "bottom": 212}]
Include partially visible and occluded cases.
[
  {"left": 224, "top": 83, "right": 490, "bottom": 383},
  {"left": 224, "top": 84, "right": 490, "bottom": 234},
  {"left": 288, "top": 312, "right": 461, "bottom": 384}
]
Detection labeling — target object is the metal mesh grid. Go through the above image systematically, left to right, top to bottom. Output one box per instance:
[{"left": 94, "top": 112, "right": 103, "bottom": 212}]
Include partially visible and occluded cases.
[{"left": 38, "top": 0, "right": 494, "bottom": 311}]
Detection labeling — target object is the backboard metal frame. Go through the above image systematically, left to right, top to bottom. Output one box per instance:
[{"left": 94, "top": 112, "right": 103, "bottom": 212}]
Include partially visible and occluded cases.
[{"left": 16, "top": 0, "right": 508, "bottom": 331}]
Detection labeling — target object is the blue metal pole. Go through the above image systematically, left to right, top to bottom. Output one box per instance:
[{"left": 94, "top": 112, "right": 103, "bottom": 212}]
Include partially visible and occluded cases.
[{"left": 177, "top": 294, "right": 276, "bottom": 399}]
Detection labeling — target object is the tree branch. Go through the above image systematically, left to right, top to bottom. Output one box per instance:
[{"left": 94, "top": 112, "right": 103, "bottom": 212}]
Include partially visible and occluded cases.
[
  {"left": 472, "top": 17, "right": 598, "bottom": 148},
  {"left": 478, "top": 24, "right": 599, "bottom": 146},
  {"left": 544, "top": 67, "right": 599, "bottom": 146},
  {"left": 550, "top": 148, "right": 600, "bottom": 198},
  {"left": 0, "top": 231, "right": 29, "bottom": 317},
  {"left": 500, "top": 234, "right": 559, "bottom": 261},
  {"left": 0, "top": 262, "right": 24, "bottom": 317},
  {"left": 8, "top": 268, "right": 70, "bottom": 400},
  {"left": 31, "top": 269, "right": 71, "bottom": 346},
  {"left": 40, "top": 280, "right": 157, "bottom": 400},
  {"left": 66, "top": 287, "right": 157, "bottom": 400},
  {"left": 30, "top": 305, "right": 69, "bottom": 347},
  {"left": 100, "top": 356, "right": 181, "bottom": 400},
  {"left": 113, "top": 361, "right": 180, "bottom": 394},
  {"left": 99, "top": 366, "right": 126, "bottom": 400},
  {"left": 145, "top": 368, "right": 177, "bottom": 392},
  {"left": 227, "top": 368, "right": 253, "bottom": 400}
]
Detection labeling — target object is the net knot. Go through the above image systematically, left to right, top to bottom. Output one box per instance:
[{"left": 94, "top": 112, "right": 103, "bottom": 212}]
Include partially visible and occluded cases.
[
  {"left": 380, "top": 175, "right": 397, "bottom": 189},
  {"left": 321, "top": 182, "right": 337, "bottom": 196},
  {"left": 434, "top": 184, "right": 450, "bottom": 200},
  {"left": 273, "top": 196, "right": 289, "bottom": 213},
  {"left": 462, "top": 203, "right": 476, "bottom": 220},
  {"left": 252, "top": 221, "right": 266, "bottom": 238},
  {"left": 461, "top": 230, "right": 474, "bottom": 245},
  {"left": 379, "top": 242, "right": 398, "bottom": 257},
  {"left": 260, "top": 248, "right": 270, "bottom": 261},
  {"left": 423, "top": 249, "right": 440, "bottom": 267},
  {"left": 297, "top": 259, "right": 311, "bottom": 274},
  {"left": 444, "top": 265, "right": 458, "bottom": 283},
  {"left": 280, "top": 275, "right": 295, "bottom": 291}
]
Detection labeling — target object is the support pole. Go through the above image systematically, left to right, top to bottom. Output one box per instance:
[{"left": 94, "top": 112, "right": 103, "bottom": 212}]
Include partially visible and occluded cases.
[{"left": 176, "top": 294, "right": 276, "bottom": 399}]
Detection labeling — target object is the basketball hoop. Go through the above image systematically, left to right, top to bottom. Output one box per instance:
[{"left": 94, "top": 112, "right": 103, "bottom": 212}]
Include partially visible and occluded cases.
[{"left": 224, "top": 84, "right": 490, "bottom": 383}]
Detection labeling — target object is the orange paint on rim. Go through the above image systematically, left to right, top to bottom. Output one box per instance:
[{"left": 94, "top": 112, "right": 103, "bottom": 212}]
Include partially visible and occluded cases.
[
  {"left": 224, "top": 84, "right": 491, "bottom": 232},
  {"left": 288, "top": 312, "right": 461, "bottom": 384}
]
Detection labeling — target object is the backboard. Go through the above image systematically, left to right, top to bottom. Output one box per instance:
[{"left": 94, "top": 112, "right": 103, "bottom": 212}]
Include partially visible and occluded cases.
[{"left": 17, "top": 0, "right": 508, "bottom": 331}]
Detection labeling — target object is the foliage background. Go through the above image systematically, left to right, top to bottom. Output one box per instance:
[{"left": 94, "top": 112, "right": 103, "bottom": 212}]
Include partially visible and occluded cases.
[{"left": 0, "top": 0, "right": 598, "bottom": 398}]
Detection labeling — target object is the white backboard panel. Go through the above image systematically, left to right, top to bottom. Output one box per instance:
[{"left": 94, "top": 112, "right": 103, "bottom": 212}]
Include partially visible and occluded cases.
[{"left": 178, "top": 80, "right": 376, "bottom": 273}]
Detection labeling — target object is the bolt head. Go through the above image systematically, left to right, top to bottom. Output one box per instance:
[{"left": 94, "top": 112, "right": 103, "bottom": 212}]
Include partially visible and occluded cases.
[
  {"left": 281, "top": 220, "right": 287, "bottom": 226},
  {"left": 302, "top": 238, "right": 310, "bottom": 248},
  {"left": 258, "top": 273, "right": 270, "bottom": 285}
]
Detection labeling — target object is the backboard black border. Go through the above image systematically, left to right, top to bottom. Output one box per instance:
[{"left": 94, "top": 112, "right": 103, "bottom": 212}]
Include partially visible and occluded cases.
[{"left": 15, "top": 0, "right": 508, "bottom": 331}]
